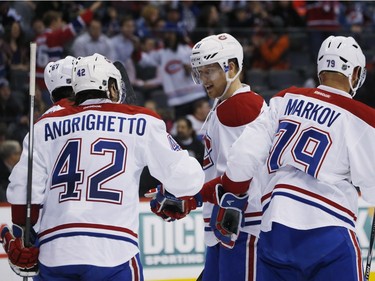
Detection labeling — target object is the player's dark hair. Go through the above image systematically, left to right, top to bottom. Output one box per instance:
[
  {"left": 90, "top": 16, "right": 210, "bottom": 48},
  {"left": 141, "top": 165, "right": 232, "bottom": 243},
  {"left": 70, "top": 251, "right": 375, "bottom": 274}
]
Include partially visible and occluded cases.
[
  {"left": 51, "top": 86, "right": 75, "bottom": 103},
  {"left": 74, "top": 90, "right": 107, "bottom": 105}
]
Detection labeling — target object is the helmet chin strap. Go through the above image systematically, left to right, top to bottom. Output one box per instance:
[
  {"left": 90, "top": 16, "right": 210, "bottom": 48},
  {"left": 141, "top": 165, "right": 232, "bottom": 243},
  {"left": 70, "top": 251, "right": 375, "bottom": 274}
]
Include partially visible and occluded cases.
[
  {"left": 218, "top": 68, "right": 241, "bottom": 101},
  {"left": 348, "top": 75, "right": 357, "bottom": 97}
]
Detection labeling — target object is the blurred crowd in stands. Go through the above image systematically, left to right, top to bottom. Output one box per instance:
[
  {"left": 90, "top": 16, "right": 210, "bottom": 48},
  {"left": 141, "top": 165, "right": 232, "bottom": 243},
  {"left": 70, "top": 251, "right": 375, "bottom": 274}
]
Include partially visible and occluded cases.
[{"left": 1, "top": 0, "right": 375, "bottom": 200}]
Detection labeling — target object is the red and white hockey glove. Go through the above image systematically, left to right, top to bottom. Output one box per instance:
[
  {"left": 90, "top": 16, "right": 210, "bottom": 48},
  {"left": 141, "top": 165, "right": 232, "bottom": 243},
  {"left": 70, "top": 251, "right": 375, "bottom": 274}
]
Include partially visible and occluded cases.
[
  {"left": 209, "top": 184, "right": 249, "bottom": 249},
  {"left": 145, "top": 185, "right": 203, "bottom": 221},
  {"left": 1, "top": 224, "right": 39, "bottom": 277}
]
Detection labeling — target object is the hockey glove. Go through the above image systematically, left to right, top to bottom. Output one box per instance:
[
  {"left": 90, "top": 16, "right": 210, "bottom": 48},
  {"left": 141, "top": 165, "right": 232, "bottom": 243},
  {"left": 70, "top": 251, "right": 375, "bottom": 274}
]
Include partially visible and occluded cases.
[
  {"left": 210, "top": 184, "right": 249, "bottom": 249},
  {"left": 145, "top": 185, "right": 203, "bottom": 221},
  {"left": 1, "top": 224, "right": 39, "bottom": 277}
]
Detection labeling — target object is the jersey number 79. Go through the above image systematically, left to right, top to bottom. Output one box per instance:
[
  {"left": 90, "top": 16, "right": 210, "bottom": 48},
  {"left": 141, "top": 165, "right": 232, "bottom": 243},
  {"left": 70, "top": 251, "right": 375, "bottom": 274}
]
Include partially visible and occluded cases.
[{"left": 267, "top": 119, "right": 332, "bottom": 178}]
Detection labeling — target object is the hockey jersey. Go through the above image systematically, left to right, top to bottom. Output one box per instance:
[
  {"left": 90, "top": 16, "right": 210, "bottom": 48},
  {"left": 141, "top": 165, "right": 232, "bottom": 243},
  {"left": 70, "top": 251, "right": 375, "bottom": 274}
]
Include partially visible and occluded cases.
[
  {"left": 202, "top": 85, "right": 267, "bottom": 246},
  {"left": 225, "top": 85, "right": 375, "bottom": 234},
  {"left": 7, "top": 99, "right": 205, "bottom": 267}
]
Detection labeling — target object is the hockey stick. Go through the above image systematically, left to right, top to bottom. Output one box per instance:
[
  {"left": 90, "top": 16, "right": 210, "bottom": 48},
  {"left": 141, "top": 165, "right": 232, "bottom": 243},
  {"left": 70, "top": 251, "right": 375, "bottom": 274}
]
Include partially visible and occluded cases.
[
  {"left": 23, "top": 42, "right": 37, "bottom": 281},
  {"left": 113, "top": 61, "right": 137, "bottom": 105},
  {"left": 365, "top": 208, "right": 375, "bottom": 281},
  {"left": 196, "top": 269, "right": 204, "bottom": 281}
]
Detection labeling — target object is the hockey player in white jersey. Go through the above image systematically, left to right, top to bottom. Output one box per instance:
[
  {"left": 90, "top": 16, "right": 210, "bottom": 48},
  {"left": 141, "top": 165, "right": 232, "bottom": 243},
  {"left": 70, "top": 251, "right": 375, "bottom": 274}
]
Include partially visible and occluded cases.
[
  {"left": 149, "top": 33, "right": 267, "bottom": 281},
  {"left": 222, "top": 36, "right": 372, "bottom": 280},
  {"left": 1, "top": 53, "right": 205, "bottom": 280}
]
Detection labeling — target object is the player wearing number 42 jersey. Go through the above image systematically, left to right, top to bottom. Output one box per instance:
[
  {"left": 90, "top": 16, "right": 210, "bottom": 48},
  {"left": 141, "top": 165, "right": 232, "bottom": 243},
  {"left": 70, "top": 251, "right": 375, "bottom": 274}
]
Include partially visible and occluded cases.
[
  {"left": 223, "top": 36, "right": 375, "bottom": 281},
  {"left": 1, "top": 53, "right": 204, "bottom": 280}
]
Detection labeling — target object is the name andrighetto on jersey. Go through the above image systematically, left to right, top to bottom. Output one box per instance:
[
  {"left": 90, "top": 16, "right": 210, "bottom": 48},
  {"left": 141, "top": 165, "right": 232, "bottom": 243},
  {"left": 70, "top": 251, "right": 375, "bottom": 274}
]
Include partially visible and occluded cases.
[
  {"left": 284, "top": 98, "right": 341, "bottom": 127},
  {"left": 44, "top": 114, "right": 147, "bottom": 141}
]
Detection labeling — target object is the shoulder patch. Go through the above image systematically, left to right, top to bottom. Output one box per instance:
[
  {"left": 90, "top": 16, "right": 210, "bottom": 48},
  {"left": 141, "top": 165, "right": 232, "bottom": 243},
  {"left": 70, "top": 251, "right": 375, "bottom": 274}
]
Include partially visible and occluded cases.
[{"left": 217, "top": 91, "right": 264, "bottom": 127}]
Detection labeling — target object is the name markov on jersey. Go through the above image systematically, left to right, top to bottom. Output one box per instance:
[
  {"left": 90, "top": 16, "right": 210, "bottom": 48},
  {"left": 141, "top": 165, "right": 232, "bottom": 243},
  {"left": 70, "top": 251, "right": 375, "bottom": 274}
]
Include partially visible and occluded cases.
[{"left": 285, "top": 98, "right": 341, "bottom": 127}]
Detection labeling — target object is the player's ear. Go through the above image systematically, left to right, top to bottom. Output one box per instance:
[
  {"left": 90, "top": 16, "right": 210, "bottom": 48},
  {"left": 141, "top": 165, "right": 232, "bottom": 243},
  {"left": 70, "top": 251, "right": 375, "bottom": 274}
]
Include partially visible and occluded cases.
[
  {"left": 228, "top": 60, "right": 238, "bottom": 79},
  {"left": 352, "top": 66, "right": 361, "bottom": 88},
  {"left": 108, "top": 79, "right": 119, "bottom": 103}
]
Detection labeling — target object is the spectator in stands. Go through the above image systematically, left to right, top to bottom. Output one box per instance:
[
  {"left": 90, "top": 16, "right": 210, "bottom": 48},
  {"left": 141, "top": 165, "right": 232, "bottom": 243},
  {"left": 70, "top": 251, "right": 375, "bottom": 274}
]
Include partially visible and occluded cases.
[
  {"left": 10, "top": 1, "right": 36, "bottom": 42},
  {"left": 178, "top": 1, "right": 200, "bottom": 34},
  {"left": 247, "top": 1, "right": 270, "bottom": 29},
  {"left": 269, "top": 1, "right": 306, "bottom": 28},
  {"left": 305, "top": 1, "right": 341, "bottom": 60},
  {"left": 0, "top": 2, "right": 22, "bottom": 30},
  {"left": 35, "top": 2, "right": 101, "bottom": 106},
  {"left": 135, "top": 4, "right": 161, "bottom": 39},
  {"left": 164, "top": 4, "right": 189, "bottom": 42},
  {"left": 190, "top": 4, "right": 225, "bottom": 44},
  {"left": 102, "top": 5, "right": 121, "bottom": 37},
  {"left": 227, "top": 5, "right": 254, "bottom": 42},
  {"left": 111, "top": 15, "right": 139, "bottom": 64},
  {"left": 30, "top": 17, "right": 44, "bottom": 41},
  {"left": 71, "top": 17, "right": 115, "bottom": 60},
  {"left": 251, "top": 18, "right": 290, "bottom": 70},
  {"left": 2, "top": 19, "right": 29, "bottom": 72},
  {"left": 1, "top": 20, "right": 30, "bottom": 106},
  {"left": 136, "top": 24, "right": 207, "bottom": 118},
  {"left": 133, "top": 38, "right": 164, "bottom": 105},
  {"left": 0, "top": 78, "right": 23, "bottom": 126},
  {"left": 7, "top": 85, "right": 46, "bottom": 144},
  {"left": 186, "top": 98, "right": 210, "bottom": 142},
  {"left": 144, "top": 99, "right": 158, "bottom": 112},
  {"left": 173, "top": 116, "right": 204, "bottom": 166},
  {"left": 0, "top": 139, "right": 21, "bottom": 202}
]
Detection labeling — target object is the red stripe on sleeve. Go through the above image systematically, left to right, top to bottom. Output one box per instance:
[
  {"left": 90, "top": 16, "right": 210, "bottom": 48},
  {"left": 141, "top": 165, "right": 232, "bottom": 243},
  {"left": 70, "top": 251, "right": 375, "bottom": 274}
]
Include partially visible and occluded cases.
[
  {"left": 222, "top": 173, "right": 251, "bottom": 194},
  {"left": 11, "top": 205, "right": 40, "bottom": 226}
]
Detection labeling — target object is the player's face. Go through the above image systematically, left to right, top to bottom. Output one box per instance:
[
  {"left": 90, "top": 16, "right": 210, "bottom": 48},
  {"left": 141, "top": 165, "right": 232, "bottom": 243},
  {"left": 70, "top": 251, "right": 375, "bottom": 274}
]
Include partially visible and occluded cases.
[{"left": 194, "top": 63, "right": 226, "bottom": 99}]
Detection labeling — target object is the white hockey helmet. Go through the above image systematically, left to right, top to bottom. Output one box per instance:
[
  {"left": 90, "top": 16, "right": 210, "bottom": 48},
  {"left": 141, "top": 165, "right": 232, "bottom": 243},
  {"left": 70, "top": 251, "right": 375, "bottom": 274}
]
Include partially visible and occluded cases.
[
  {"left": 190, "top": 33, "right": 243, "bottom": 85},
  {"left": 317, "top": 35, "right": 366, "bottom": 95},
  {"left": 72, "top": 53, "right": 124, "bottom": 103},
  {"left": 44, "top": 55, "right": 76, "bottom": 94}
]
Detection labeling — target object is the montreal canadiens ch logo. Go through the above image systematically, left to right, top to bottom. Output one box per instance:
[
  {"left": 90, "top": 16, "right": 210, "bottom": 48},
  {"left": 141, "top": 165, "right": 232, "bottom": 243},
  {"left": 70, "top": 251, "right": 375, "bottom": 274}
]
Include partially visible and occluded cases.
[{"left": 165, "top": 60, "right": 183, "bottom": 74}]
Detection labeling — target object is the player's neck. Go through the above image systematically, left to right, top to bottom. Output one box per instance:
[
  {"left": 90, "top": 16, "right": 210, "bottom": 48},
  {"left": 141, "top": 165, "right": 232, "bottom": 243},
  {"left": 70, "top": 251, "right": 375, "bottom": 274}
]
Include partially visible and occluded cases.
[
  {"left": 320, "top": 73, "right": 351, "bottom": 94},
  {"left": 221, "top": 79, "right": 242, "bottom": 101}
]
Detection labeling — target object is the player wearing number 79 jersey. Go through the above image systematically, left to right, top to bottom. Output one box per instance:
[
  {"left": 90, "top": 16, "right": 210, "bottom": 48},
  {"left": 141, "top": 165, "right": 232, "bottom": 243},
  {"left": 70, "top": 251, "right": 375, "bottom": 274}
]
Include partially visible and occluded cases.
[
  {"left": 223, "top": 36, "right": 375, "bottom": 280},
  {"left": 3, "top": 53, "right": 205, "bottom": 280}
]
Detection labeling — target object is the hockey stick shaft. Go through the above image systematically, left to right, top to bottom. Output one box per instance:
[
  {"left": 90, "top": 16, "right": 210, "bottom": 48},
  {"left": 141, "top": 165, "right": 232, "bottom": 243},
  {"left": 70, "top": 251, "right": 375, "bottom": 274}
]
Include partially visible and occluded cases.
[
  {"left": 23, "top": 42, "right": 36, "bottom": 281},
  {"left": 113, "top": 61, "right": 136, "bottom": 105},
  {"left": 365, "top": 209, "right": 375, "bottom": 281},
  {"left": 196, "top": 269, "right": 204, "bottom": 281}
]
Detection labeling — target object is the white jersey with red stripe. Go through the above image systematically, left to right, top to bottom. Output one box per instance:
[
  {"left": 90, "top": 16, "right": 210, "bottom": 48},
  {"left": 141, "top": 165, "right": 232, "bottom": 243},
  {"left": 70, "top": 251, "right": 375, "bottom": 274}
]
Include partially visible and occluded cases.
[
  {"left": 202, "top": 85, "right": 267, "bottom": 246},
  {"left": 225, "top": 85, "right": 375, "bottom": 234},
  {"left": 7, "top": 99, "right": 205, "bottom": 267}
]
